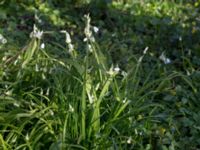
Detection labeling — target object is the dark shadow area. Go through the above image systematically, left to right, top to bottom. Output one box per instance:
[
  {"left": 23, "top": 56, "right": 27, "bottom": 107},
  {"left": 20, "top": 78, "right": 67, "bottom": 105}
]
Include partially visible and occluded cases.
[{"left": 1, "top": 1, "right": 199, "bottom": 68}]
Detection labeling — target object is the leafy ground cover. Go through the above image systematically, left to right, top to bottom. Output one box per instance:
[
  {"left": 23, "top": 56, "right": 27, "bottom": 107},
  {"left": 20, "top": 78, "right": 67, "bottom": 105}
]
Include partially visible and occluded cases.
[{"left": 0, "top": 0, "right": 200, "bottom": 149}]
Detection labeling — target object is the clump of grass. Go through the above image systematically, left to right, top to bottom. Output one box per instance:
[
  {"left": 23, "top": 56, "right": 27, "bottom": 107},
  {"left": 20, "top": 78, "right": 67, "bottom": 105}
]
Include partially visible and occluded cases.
[{"left": 0, "top": 12, "right": 198, "bottom": 150}]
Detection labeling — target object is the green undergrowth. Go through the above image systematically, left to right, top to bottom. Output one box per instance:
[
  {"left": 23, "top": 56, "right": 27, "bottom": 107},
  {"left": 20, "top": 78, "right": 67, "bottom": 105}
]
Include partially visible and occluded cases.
[{"left": 0, "top": 0, "right": 200, "bottom": 149}]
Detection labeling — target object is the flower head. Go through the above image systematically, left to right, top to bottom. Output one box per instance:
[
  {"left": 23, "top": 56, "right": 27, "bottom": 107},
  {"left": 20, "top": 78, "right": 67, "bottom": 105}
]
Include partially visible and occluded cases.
[
  {"left": 84, "top": 14, "right": 95, "bottom": 42},
  {"left": 30, "top": 24, "right": 43, "bottom": 39},
  {"left": 93, "top": 26, "right": 99, "bottom": 33},
  {"left": 60, "top": 30, "right": 72, "bottom": 44},
  {"left": 60, "top": 30, "right": 75, "bottom": 55},
  {"left": 0, "top": 34, "right": 7, "bottom": 44},
  {"left": 40, "top": 43, "right": 45, "bottom": 49},
  {"left": 159, "top": 52, "right": 171, "bottom": 64},
  {"left": 107, "top": 65, "right": 120, "bottom": 76}
]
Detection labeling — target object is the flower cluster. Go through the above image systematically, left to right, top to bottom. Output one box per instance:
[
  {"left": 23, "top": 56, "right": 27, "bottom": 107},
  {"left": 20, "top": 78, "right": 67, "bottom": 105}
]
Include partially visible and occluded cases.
[
  {"left": 83, "top": 14, "right": 99, "bottom": 42},
  {"left": 30, "top": 24, "right": 43, "bottom": 39},
  {"left": 60, "top": 30, "right": 74, "bottom": 54},
  {"left": 159, "top": 52, "right": 171, "bottom": 64},
  {"left": 107, "top": 65, "right": 120, "bottom": 76}
]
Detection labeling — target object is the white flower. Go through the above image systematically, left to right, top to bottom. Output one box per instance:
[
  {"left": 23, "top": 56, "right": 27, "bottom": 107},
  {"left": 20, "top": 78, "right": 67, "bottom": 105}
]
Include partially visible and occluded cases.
[
  {"left": 35, "top": 14, "right": 42, "bottom": 24},
  {"left": 84, "top": 14, "right": 96, "bottom": 42},
  {"left": 84, "top": 14, "right": 92, "bottom": 37},
  {"left": 30, "top": 24, "right": 43, "bottom": 39},
  {"left": 93, "top": 26, "right": 99, "bottom": 33},
  {"left": 60, "top": 30, "right": 71, "bottom": 44},
  {"left": 60, "top": 30, "right": 74, "bottom": 53},
  {"left": 60, "top": 30, "right": 66, "bottom": 34},
  {"left": 61, "top": 30, "right": 75, "bottom": 54},
  {"left": 65, "top": 32, "right": 71, "bottom": 43},
  {"left": 111, "top": 33, "right": 116, "bottom": 37},
  {"left": 0, "top": 34, "right": 7, "bottom": 44},
  {"left": 90, "top": 36, "right": 95, "bottom": 42},
  {"left": 1, "top": 38, "right": 7, "bottom": 44},
  {"left": 83, "top": 38, "right": 88, "bottom": 42},
  {"left": 40, "top": 43, "right": 45, "bottom": 49},
  {"left": 68, "top": 43, "right": 74, "bottom": 53},
  {"left": 88, "top": 44, "right": 93, "bottom": 52},
  {"left": 143, "top": 47, "right": 149, "bottom": 54},
  {"left": 159, "top": 52, "right": 171, "bottom": 64},
  {"left": 2, "top": 56, "right": 7, "bottom": 61},
  {"left": 138, "top": 56, "right": 144, "bottom": 63},
  {"left": 14, "top": 59, "right": 19, "bottom": 65},
  {"left": 35, "top": 64, "right": 39, "bottom": 72},
  {"left": 107, "top": 65, "right": 120, "bottom": 76},
  {"left": 114, "top": 65, "right": 120, "bottom": 73},
  {"left": 121, "top": 71, "right": 128, "bottom": 78},
  {"left": 42, "top": 73, "right": 46, "bottom": 79},
  {"left": 46, "top": 88, "right": 50, "bottom": 96},
  {"left": 5, "top": 90, "right": 12, "bottom": 96},
  {"left": 88, "top": 94, "right": 95, "bottom": 104},
  {"left": 122, "top": 98, "right": 127, "bottom": 103},
  {"left": 13, "top": 102, "right": 20, "bottom": 107},
  {"left": 69, "top": 104, "right": 74, "bottom": 112},
  {"left": 49, "top": 109, "right": 54, "bottom": 116},
  {"left": 25, "top": 133, "right": 29, "bottom": 141},
  {"left": 127, "top": 137, "right": 132, "bottom": 144}
]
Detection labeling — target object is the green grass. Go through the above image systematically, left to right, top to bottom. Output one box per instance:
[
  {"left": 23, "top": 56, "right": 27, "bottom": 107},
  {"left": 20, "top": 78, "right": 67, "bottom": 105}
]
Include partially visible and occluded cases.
[{"left": 0, "top": 0, "right": 200, "bottom": 149}]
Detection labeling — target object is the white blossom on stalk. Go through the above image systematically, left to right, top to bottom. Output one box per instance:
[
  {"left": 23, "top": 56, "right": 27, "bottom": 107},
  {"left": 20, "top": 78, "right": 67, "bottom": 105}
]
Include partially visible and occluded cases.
[
  {"left": 35, "top": 14, "right": 42, "bottom": 24},
  {"left": 84, "top": 14, "right": 95, "bottom": 42},
  {"left": 84, "top": 14, "right": 92, "bottom": 38},
  {"left": 30, "top": 24, "right": 43, "bottom": 39},
  {"left": 93, "top": 26, "right": 99, "bottom": 33},
  {"left": 60, "top": 30, "right": 74, "bottom": 54},
  {"left": 60, "top": 30, "right": 71, "bottom": 44},
  {"left": 0, "top": 34, "right": 7, "bottom": 44},
  {"left": 1, "top": 38, "right": 7, "bottom": 44},
  {"left": 40, "top": 43, "right": 45, "bottom": 49},
  {"left": 68, "top": 43, "right": 74, "bottom": 53},
  {"left": 88, "top": 44, "right": 93, "bottom": 52},
  {"left": 143, "top": 47, "right": 149, "bottom": 54},
  {"left": 159, "top": 52, "right": 171, "bottom": 64},
  {"left": 2, "top": 56, "right": 7, "bottom": 61},
  {"left": 138, "top": 56, "right": 144, "bottom": 63},
  {"left": 35, "top": 64, "right": 39, "bottom": 72},
  {"left": 107, "top": 65, "right": 120, "bottom": 76},
  {"left": 114, "top": 65, "right": 120, "bottom": 73},
  {"left": 121, "top": 71, "right": 128, "bottom": 78},
  {"left": 46, "top": 88, "right": 50, "bottom": 96},
  {"left": 5, "top": 90, "right": 12, "bottom": 96},
  {"left": 122, "top": 98, "right": 127, "bottom": 103},
  {"left": 13, "top": 102, "right": 20, "bottom": 107},
  {"left": 69, "top": 104, "right": 74, "bottom": 112},
  {"left": 50, "top": 109, "right": 54, "bottom": 116},
  {"left": 25, "top": 133, "right": 29, "bottom": 141},
  {"left": 127, "top": 137, "right": 132, "bottom": 144}
]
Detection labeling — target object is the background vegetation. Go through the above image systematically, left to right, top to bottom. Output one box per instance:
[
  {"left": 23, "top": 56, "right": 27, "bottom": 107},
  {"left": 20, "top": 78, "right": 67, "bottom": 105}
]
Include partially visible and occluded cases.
[{"left": 0, "top": 0, "right": 200, "bottom": 149}]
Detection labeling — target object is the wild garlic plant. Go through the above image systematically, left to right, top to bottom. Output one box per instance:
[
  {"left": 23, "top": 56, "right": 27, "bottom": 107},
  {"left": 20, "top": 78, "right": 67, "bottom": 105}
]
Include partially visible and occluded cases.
[
  {"left": 3, "top": 13, "right": 194, "bottom": 150},
  {"left": 78, "top": 14, "right": 135, "bottom": 143},
  {"left": 21, "top": 24, "right": 43, "bottom": 68}
]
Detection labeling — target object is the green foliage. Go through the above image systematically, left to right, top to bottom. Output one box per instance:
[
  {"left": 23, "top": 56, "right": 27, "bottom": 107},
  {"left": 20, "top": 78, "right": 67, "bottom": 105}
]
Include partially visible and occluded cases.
[{"left": 0, "top": 0, "right": 200, "bottom": 149}]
